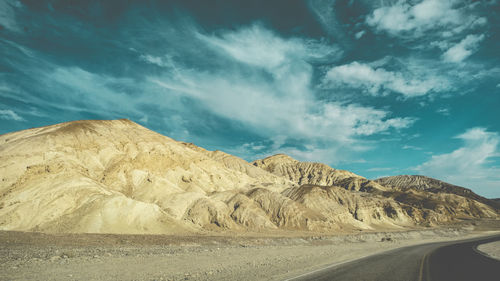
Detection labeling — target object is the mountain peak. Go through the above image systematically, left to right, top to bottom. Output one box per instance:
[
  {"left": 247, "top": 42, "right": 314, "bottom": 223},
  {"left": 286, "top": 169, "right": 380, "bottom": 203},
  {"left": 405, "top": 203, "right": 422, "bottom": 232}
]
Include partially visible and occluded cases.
[
  {"left": 254, "top": 153, "right": 298, "bottom": 164},
  {"left": 253, "top": 154, "right": 365, "bottom": 189}
]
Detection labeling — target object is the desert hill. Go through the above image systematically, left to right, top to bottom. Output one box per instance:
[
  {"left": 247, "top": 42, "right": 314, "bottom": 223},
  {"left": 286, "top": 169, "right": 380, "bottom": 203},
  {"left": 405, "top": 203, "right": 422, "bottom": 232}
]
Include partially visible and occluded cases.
[
  {"left": 0, "top": 119, "right": 497, "bottom": 234},
  {"left": 0, "top": 119, "right": 292, "bottom": 233},
  {"left": 252, "top": 154, "right": 387, "bottom": 192},
  {"left": 252, "top": 155, "right": 497, "bottom": 225},
  {"left": 375, "top": 175, "right": 499, "bottom": 210}
]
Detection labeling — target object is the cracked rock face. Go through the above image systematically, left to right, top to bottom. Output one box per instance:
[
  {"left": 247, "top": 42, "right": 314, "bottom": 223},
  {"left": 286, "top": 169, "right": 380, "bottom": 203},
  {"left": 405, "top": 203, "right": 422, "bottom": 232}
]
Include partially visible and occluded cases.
[
  {"left": 0, "top": 120, "right": 497, "bottom": 235},
  {"left": 252, "top": 154, "right": 361, "bottom": 187}
]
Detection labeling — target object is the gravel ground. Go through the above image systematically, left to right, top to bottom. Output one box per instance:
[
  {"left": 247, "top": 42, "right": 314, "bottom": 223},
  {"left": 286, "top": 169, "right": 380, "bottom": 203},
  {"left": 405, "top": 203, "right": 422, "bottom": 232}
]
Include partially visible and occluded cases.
[
  {"left": 1, "top": 220, "right": 499, "bottom": 281},
  {"left": 478, "top": 240, "right": 500, "bottom": 261}
]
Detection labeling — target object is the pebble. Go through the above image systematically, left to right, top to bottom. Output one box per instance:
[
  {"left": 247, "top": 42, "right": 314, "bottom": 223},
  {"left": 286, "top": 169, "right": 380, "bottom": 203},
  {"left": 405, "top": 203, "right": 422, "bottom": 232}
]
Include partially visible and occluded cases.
[{"left": 49, "top": 256, "right": 60, "bottom": 262}]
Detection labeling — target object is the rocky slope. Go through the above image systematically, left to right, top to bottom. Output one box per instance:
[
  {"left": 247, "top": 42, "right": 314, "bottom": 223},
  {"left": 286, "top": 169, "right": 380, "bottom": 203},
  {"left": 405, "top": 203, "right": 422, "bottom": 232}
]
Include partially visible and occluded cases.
[
  {"left": 0, "top": 120, "right": 497, "bottom": 235},
  {"left": 0, "top": 120, "right": 293, "bottom": 233},
  {"left": 252, "top": 154, "right": 387, "bottom": 192},
  {"left": 252, "top": 154, "right": 359, "bottom": 185},
  {"left": 252, "top": 156, "right": 498, "bottom": 226},
  {"left": 375, "top": 175, "right": 500, "bottom": 210}
]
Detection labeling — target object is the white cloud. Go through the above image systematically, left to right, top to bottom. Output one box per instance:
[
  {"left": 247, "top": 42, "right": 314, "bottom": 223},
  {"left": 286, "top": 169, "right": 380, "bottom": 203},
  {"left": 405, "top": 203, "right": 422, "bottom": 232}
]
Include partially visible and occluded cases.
[
  {"left": 0, "top": 0, "right": 23, "bottom": 33},
  {"left": 308, "top": 0, "right": 351, "bottom": 47},
  {"left": 366, "top": 0, "right": 484, "bottom": 37},
  {"left": 366, "top": 0, "right": 488, "bottom": 60},
  {"left": 2, "top": 21, "right": 416, "bottom": 165},
  {"left": 150, "top": 24, "right": 415, "bottom": 158},
  {"left": 198, "top": 24, "right": 342, "bottom": 71},
  {"left": 354, "top": 30, "right": 365, "bottom": 40},
  {"left": 442, "top": 34, "right": 485, "bottom": 63},
  {"left": 140, "top": 54, "right": 166, "bottom": 67},
  {"left": 324, "top": 61, "right": 448, "bottom": 97},
  {"left": 49, "top": 67, "right": 137, "bottom": 111},
  {"left": 152, "top": 72, "right": 414, "bottom": 146},
  {"left": 436, "top": 108, "right": 450, "bottom": 116},
  {"left": 0, "top": 109, "right": 24, "bottom": 121},
  {"left": 415, "top": 127, "right": 500, "bottom": 197},
  {"left": 242, "top": 142, "right": 266, "bottom": 151},
  {"left": 402, "top": 145, "right": 422, "bottom": 150},
  {"left": 366, "top": 167, "right": 393, "bottom": 172}
]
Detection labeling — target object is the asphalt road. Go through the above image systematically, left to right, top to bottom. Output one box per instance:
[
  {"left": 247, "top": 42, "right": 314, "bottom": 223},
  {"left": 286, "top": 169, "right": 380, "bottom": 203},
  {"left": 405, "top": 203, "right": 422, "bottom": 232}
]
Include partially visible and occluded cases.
[{"left": 286, "top": 234, "right": 500, "bottom": 281}]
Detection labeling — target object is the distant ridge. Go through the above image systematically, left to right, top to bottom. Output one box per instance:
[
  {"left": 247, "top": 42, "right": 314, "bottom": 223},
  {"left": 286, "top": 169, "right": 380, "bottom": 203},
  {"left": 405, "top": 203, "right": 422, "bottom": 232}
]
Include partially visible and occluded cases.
[{"left": 375, "top": 175, "right": 499, "bottom": 210}]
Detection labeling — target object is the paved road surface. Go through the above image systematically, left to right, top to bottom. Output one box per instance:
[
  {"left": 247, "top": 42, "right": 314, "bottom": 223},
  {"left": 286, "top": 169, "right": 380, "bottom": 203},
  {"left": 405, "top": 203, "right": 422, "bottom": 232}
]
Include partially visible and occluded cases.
[{"left": 286, "top": 234, "right": 500, "bottom": 281}]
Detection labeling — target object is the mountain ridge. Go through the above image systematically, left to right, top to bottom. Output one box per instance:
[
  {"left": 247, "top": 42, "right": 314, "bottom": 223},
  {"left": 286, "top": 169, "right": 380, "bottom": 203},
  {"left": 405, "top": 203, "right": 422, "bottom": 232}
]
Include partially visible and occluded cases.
[
  {"left": 0, "top": 119, "right": 497, "bottom": 234},
  {"left": 375, "top": 175, "right": 499, "bottom": 210}
]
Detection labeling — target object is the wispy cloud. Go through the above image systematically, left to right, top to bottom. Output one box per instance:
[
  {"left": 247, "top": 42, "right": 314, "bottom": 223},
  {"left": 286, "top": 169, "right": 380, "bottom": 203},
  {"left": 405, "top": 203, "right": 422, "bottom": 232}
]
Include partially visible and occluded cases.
[
  {"left": 0, "top": 0, "right": 23, "bottom": 33},
  {"left": 308, "top": 0, "right": 351, "bottom": 48},
  {"left": 366, "top": 0, "right": 485, "bottom": 37},
  {"left": 366, "top": 0, "right": 489, "bottom": 61},
  {"left": 0, "top": 17, "right": 416, "bottom": 164},
  {"left": 198, "top": 23, "right": 343, "bottom": 70},
  {"left": 150, "top": 24, "right": 415, "bottom": 153},
  {"left": 354, "top": 30, "right": 365, "bottom": 40},
  {"left": 442, "top": 34, "right": 485, "bottom": 63},
  {"left": 140, "top": 54, "right": 168, "bottom": 67},
  {"left": 323, "top": 60, "right": 449, "bottom": 97},
  {"left": 436, "top": 108, "right": 450, "bottom": 116},
  {"left": 0, "top": 109, "right": 24, "bottom": 121},
  {"left": 415, "top": 127, "right": 500, "bottom": 197},
  {"left": 402, "top": 145, "right": 422, "bottom": 150},
  {"left": 366, "top": 167, "right": 393, "bottom": 172}
]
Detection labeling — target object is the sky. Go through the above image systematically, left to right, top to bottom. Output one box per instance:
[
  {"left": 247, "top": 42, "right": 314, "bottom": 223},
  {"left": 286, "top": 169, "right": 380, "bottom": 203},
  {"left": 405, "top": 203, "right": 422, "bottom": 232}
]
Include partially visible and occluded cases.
[{"left": 1, "top": 0, "right": 500, "bottom": 198}]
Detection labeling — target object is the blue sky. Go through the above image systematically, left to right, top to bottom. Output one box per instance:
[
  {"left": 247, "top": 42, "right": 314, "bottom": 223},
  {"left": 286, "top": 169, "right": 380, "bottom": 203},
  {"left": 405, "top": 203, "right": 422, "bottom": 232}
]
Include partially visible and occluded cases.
[{"left": 1, "top": 0, "right": 500, "bottom": 197}]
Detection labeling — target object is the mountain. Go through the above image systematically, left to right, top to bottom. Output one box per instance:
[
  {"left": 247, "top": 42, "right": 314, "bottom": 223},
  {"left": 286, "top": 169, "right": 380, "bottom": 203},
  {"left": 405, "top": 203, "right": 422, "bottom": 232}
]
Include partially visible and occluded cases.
[
  {"left": 0, "top": 119, "right": 292, "bottom": 233},
  {"left": 0, "top": 120, "right": 497, "bottom": 235},
  {"left": 252, "top": 154, "right": 387, "bottom": 192},
  {"left": 252, "top": 155, "right": 497, "bottom": 226},
  {"left": 375, "top": 175, "right": 499, "bottom": 210}
]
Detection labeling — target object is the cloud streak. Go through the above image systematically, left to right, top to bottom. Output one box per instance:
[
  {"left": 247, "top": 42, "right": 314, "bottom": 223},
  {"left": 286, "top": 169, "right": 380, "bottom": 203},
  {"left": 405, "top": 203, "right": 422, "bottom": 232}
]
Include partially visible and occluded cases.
[
  {"left": 0, "top": 0, "right": 23, "bottom": 33},
  {"left": 366, "top": 0, "right": 485, "bottom": 37},
  {"left": 150, "top": 24, "right": 415, "bottom": 153},
  {"left": 442, "top": 34, "right": 485, "bottom": 63},
  {"left": 323, "top": 60, "right": 449, "bottom": 97},
  {"left": 0, "top": 109, "right": 24, "bottom": 121},
  {"left": 415, "top": 127, "right": 500, "bottom": 197}
]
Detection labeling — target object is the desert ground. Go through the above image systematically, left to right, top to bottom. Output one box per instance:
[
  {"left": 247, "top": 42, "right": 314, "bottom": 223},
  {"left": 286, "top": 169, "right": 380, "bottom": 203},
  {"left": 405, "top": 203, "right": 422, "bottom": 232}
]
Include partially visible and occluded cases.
[
  {"left": 1, "top": 120, "right": 499, "bottom": 280},
  {"left": 1, "top": 219, "right": 499, "bottom": 281},
  {"left": 478, "top": 239, "right": 500, "bottom": 261}
]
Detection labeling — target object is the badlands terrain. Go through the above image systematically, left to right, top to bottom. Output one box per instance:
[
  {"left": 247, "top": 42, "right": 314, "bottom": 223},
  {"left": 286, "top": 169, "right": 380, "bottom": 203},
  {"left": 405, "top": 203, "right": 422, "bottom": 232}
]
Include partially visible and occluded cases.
[
  {"left": 0, "top": 119, "right": 499, "bottom": 280},
  {"left": 0, "top": 119, "right": 498, "bottom": 235}
]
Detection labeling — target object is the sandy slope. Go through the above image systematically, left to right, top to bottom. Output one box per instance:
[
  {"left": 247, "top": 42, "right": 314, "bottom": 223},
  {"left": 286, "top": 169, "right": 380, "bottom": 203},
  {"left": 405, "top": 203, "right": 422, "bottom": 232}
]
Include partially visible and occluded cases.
[
  {"left": 0, "top": 119, "right": 497, "bottom": 235},
  {"left": 0, "top": 120, "right": 293, "bottom": 233}
]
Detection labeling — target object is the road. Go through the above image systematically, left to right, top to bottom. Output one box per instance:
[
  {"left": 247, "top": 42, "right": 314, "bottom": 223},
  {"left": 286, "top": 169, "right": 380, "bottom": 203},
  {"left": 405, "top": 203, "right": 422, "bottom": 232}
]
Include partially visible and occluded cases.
[{"left": 286, "top": 234, "right": 500, "bottom": 281}]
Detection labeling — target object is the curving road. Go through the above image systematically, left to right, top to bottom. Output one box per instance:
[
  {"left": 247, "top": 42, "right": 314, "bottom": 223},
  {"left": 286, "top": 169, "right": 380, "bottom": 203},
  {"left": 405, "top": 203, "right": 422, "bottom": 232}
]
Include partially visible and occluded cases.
[{"left": 286, "top": 234, "right": 500, "bottom": 281}]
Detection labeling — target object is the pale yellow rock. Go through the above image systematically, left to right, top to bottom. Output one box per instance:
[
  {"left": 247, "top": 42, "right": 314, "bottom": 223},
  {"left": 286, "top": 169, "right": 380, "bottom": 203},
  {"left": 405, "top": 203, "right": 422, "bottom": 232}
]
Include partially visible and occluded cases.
[
  {"left": 0, "top": 119, "right": 496, "bottom": 235},
  {"left": 0, "top": 120, "right": 292, "bottom": 234},
  {"left": 253, "top": 154, "right": 362, "bottom": 187}
]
